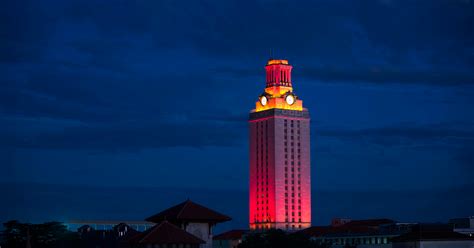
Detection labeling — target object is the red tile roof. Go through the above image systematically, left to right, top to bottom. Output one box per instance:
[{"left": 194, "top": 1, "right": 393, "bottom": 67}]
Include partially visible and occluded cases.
[
  {"left": 145, "top": 200, "right": 231, "bottom": 223},
  {"left": 343, "top": 219, "right": 394, "bottom": 227},
  {"left": 128, "top": 221, "right": 205, "bottom": 245},
  {"left": 298, "top": 226, "right": 333, "bottom": 237},
  {"left": 213, "top": 230, "right": 248, "bottom": 240}
]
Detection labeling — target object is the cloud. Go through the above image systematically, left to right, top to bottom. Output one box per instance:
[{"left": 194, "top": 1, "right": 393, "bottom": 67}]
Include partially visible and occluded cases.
[
  {"left": 1, "top": 0, "right": 473, "bottom": 100},
  {"left": 3, "top": 0, "right": 473, "bottom": 65},
  {"left": 299, "top": 66, "right": 474, "bottom": 86},
  {"left": 0, "top": 118, "right": 246, "bottom": 151},
  {"left": 317, "top": 122, "right": 474, "bottom": 147}
]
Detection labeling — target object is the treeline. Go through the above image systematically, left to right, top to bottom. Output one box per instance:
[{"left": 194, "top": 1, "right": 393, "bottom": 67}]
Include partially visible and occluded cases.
[
  {"left": 0, "top": 220, "right": 80, "bottom": 248},
  {"left": 238, "top": 229, "right": 331, "bottom": 248}
]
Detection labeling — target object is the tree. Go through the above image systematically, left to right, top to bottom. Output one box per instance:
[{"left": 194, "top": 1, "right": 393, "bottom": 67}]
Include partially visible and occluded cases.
[
  {"left": 1, "top": 220, "right": 80, "bottom": 248},
  {"left": 1, "top": 220, "right": 29, "bottom": 248},
  {"left": 238, "top": 229, "right": 330, "bottom": 248}
]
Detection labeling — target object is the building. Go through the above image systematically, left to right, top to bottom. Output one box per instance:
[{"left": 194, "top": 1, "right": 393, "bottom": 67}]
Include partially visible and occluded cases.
[
  {"left": 249, "top": 58, "right": 311, "bottom": 231},
  {"left": 76, "top": 200, "right": 230, "bottom": 248},
  {"left": 145, "top": 200, "right": 231, "bottom": 248},
  {"left": 451, "top": 216, "right": 474, "bottom": 237},
  {"left": 300, "top": 218, "right": 416, "bottom": 248},
  {"left": 301, "top": 218, "right": 474, "bottom": 248},
  {"left": 68, "top": 220, "right": 154, "bottom": 232},
  {"left": 127, "top": 221, "right": 205, "bottom": 248},
  {"left": 78, "top": 223, "right": 140, "bottom": 248},
  {"left": 392, "top": 224, "right": 474, "bottom": 248},
  {"left": 212, "top": 230, "right": 248, "bottom": 248}
]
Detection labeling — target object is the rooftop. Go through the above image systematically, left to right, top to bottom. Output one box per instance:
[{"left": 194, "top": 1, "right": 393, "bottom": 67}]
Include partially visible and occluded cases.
[
  {"left": 267, "top": 59, "right": 289, "bottom": 65},
  {"left": 145, "top": 199, "right": 231, "bottom": 223},
  {"left": 299, "top": 219, "right": 397, "bottom": 237},
  {"left": 343, "top": 219, "right": 395, "bottom": 227},
  {"left": 128, "top": 221, "right": 205, "bottom": 245},
  {"left": 213, "top": 229, "right": 248, "bottom": 240},
  {"left": 392, "top": 230, "right": 474, "bottom": 242}
]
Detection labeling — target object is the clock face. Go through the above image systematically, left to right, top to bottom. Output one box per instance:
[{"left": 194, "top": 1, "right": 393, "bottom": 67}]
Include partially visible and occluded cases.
[
  {"left": 286, "top": 94, "right": 295, "bottom": 105},
  {"left": 260, "top": 96, "right": 268, "bottom": 106}
]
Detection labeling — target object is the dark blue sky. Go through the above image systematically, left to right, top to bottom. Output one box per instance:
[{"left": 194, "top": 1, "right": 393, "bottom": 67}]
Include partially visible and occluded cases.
[{"left": 1, "top": 0, "right": 474, "bottom": 226}]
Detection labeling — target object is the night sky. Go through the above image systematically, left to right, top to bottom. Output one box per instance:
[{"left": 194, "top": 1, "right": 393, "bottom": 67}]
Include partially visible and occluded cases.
[{"left": 1, "top": 0, "right": 474, "bottom": 229}]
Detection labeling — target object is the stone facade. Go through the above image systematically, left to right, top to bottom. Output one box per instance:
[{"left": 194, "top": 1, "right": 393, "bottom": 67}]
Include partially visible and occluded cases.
[
  {"left": 249, "top": 109, "right": 311, "bottom": 231},
  {"left": 185, "top": 223, "right": 212, "bottom": 248}
]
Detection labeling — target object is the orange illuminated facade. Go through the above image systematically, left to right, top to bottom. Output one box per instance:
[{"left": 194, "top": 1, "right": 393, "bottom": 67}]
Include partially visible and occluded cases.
[
  {"left": 249, "top": 59, "right": 311, "bottom": 231},
  {"left": 254, "top": 59, "right": 303, "bottom": 113}
]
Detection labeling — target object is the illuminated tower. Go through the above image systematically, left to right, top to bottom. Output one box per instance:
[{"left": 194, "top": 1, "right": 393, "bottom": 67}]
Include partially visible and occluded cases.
[{"left": 249, "top": 59, "right": 311, "bottom": 231}]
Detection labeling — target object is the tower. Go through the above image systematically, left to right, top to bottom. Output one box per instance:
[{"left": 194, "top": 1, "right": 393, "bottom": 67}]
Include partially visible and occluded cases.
[{"left": 249, "top": 59, "right": 311, "bottom": 231}]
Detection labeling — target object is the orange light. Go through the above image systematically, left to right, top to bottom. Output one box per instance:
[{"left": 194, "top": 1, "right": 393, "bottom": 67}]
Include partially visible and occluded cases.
[
  {"left": 267, "top": 59, "right": 289, "bottom": 65},
  {"left": 265, "top": 86, "right": 293, "bottom": 97},
  {"left": 254, "top": 97, "right": 303, "bottom": 112}
]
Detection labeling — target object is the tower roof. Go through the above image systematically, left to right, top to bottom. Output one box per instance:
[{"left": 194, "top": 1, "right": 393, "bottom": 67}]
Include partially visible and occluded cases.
[
  {"left": 266, "top": 59, "right": 289, "bottom": 65},
  {"left": 145, "top": 200, "right": 231, "bottom": 223},
  {"left": 128, "top": 221, "right": 205, "bottom": 245}
]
